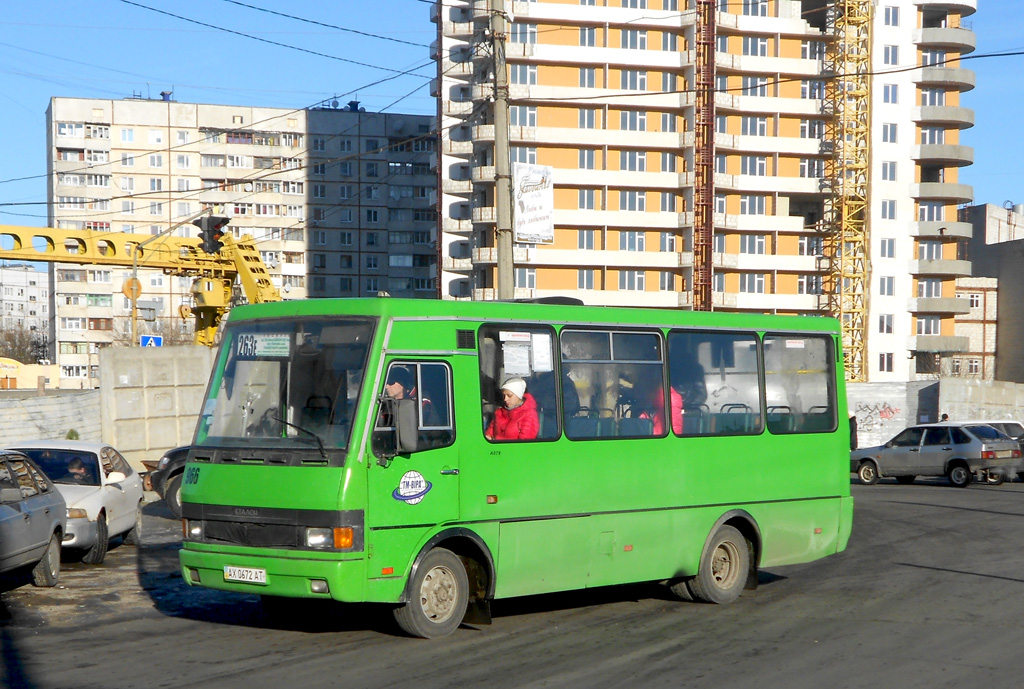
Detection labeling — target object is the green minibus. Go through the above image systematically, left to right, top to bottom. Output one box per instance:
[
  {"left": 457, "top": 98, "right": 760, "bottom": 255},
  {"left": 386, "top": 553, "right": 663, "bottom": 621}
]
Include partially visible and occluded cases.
[{"left": 179, "top": 298, "right": 853, "bottom": 637}]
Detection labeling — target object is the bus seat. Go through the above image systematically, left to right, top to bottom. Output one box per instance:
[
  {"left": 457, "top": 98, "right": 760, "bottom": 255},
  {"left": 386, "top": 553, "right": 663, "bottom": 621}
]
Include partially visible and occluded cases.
[
  {"left": 303, "top": 395, "right": 332, "bottom": 428},
  {"left": 767, "top": 405, "right": 795, "bottom": 433},
  {"left": 567, "top": 416, "right": 600, "bottom": 438},
  {"left": 597, "top": 417, "right": 617, "bottom": 437},
  {"left": 619, "top": 417, "right": 654, "bottom": 437}
]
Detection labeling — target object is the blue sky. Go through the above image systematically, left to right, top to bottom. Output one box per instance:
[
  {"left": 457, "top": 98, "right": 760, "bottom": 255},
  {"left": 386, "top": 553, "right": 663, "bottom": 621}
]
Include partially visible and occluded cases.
[{"left": 0, "top": 0, "right": 1021, "bottom": 228}]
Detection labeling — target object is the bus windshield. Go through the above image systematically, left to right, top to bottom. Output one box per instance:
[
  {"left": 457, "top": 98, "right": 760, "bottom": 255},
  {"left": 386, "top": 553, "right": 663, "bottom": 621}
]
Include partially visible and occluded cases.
[{"left": 195, "top": 317, "right": 376, "bottom": 454}]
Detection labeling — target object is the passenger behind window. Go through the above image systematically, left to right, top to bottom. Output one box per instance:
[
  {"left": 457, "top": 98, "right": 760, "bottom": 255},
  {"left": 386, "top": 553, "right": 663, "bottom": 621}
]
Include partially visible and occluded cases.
[
  {"left": 670, "top": 350, "right": 708, "bottom": 432},
  {"left": 530, "top": 369, "right": 580, "bottom": 438},
  {"left": 485, "top": 377, "right": 539, "bottom": 441},
  {"left": 635, "top": 378, "right": 681, "bottom": 435}
]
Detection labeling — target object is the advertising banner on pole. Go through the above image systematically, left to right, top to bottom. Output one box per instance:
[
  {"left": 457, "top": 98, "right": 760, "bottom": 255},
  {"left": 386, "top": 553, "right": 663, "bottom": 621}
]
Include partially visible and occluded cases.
[{"left": 512, "top": 162, "right": 554, "bottom": 244}]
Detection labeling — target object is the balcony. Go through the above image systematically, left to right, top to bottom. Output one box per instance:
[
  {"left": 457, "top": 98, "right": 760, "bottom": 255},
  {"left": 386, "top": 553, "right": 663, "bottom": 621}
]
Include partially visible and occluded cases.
[
  {"left": 912, "top": 0, "right": 976, "bottom": 17},
  {"left": 442, "top": 21, "right": 474, "bottom": 38},
  {"left": 912, "top": 27, "right": 976, "bottom": 53},
  {"left": 440, "top": 59, "right": 476, "bottom": 79},
  {"left": 915, "top": 67, "right": 975, "bottom": 91},
  {"left": 443, "top": 100, "right": 475, "bottom": 117},
  {"left": 912, "top": 105, "right": 974, "bottom": 129},
  {"left": 471, "top": 124, "right": 495, "bottom": 142},
  {"left": 441, "top": 139, "right": 473, "bottom": 156},
  {"left": 912, "top": 144, "right": 974, "bottom": 166},
  {"left": 471, "top": 166, "right": 496, "bottom": 184},
  {"left": 442, "top": 178, "right": 472, "bottom": 195},
  {"left": 912, "top": 182, "right": 974, "bottom": 204},
  {"left": 472, "top": 206, "right": 496, "bottom": 224},
  {"left": 442, "top": 217, "right": 472, "bottom": 234},
  {"left": 914, "top": 221, "right": 973, "bottom": 240},
  {"left": 472, "top": 247, "right": 530, "bottom": 265},
  {"left": 441, "top": 256, "right": 473, "bottom": 272},
  {"left": 912, "top": 259, "right": 971, "bottom": 277},
  {"left": 909, "top": 297, "right": 971, "bottom": 315},
  {"left": 910, "top": 335, "right": 970, "bottom": 353}
]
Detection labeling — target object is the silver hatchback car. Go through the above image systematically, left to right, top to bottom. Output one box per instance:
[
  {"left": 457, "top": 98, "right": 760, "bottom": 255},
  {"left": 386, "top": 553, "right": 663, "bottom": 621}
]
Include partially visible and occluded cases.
[{"left": 851, "top": 422, "right": 1022, "bottom": 487}]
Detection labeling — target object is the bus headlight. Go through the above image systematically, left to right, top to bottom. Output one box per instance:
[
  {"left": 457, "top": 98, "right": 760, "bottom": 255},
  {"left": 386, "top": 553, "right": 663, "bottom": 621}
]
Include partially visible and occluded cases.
[
  {"left": 185, "top": 520, "right": 203, "bottom": 540},
  {"left": 305, "top": 527, "right": 355, "bottom": 550}
]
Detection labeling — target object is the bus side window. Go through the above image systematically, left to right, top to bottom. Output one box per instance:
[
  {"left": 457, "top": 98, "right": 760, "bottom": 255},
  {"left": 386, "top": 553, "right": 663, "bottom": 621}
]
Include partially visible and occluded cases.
[
  {"left": 478, "top": 325, "right": 558, "bottom": 441},
  {"left": 561, "top": 329, "right": 665, "bottom": 439},
  {"left": 668, "top": 331, "right": 761, "bottom": 437},
  {"left": 763, "top": 335, "right": 836, "bottom": 434},
  {"left": 372, "top": 361, "right": 454, "bottom": 457}
]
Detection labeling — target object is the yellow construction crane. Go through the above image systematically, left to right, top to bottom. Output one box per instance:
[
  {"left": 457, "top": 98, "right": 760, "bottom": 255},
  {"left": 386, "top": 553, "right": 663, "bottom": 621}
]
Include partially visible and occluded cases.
[
  {"left": 821, "top": 1, "right": 871, "bottom": 382},
  {"left": 0, "top": 223, "right": 280, "bottom": 346}
]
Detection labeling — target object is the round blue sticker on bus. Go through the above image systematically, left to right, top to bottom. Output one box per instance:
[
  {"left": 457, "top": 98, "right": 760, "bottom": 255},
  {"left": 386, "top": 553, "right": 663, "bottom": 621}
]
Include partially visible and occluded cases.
[{"left": 392, "top": 471, "right": 432, "bottom": 505}]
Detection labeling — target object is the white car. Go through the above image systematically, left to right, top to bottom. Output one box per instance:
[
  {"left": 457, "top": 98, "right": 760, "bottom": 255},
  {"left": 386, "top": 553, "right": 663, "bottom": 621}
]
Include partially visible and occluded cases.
[{"left": 6, "top": 441, "right": 144, "bottom": 564}]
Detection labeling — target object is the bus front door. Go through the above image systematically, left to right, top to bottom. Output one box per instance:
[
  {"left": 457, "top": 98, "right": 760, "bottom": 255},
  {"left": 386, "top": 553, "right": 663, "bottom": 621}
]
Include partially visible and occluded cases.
[{"left": 366, "top": 360, "right": 460, "bottom": 532}]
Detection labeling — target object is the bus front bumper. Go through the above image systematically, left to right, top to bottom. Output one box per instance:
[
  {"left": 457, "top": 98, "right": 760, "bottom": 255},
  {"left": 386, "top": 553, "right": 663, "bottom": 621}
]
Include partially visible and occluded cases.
[{"left": 179, "top": 545, "right": 369, "bottom": 602}]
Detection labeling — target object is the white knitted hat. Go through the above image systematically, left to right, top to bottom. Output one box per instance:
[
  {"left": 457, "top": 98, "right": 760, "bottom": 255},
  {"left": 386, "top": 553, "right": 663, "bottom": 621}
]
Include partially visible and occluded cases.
[{"left": 501, "top": 377, "right": 527, "bottom": 399}]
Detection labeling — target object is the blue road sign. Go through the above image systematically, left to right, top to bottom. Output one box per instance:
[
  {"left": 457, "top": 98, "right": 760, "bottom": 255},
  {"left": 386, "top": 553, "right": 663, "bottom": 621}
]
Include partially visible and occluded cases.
[{"left": 140, "top": 335, "right": 164, "bottom": 347}]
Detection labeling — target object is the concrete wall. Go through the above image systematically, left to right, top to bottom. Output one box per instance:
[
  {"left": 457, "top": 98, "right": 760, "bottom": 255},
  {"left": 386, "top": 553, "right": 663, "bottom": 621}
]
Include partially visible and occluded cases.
[
  {"left": 99, "top": 345, "right": 216, "bottom": 468},
  {"left": 938, "top": 377, "right": 1024, "bottom": 422},
  {"left": 847, "top": 381, "right": 938, "bottom": 450},
  {"left": 0, "top": 390, "right": 102, "bottom": 445}
]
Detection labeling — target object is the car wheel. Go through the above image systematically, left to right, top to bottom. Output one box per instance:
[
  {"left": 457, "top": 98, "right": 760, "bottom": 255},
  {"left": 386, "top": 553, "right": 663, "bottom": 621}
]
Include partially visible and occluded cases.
[
  {"left": 857, "top": 461, "right": 880, "bottom": 485},
  {"left": 947, "top": 462, "right": 971, "bottom": 488},
  {"left": 165, "top": 474, "right": 183, "bottom": 519},
  {"left": 895, "top": 475, "right": 916, "bottom": 485},
  {"left": 123, "top": 503, "right": 143, "bottom": 545},
  {"left": 82, "top": 512, "right": 109, "bottom": 564},
  {"left": 686, "top": 525, "right": 750, "bottom": 605},
  {"left": 31, "top": 533, "right": 61, "bottom": 587},
  {"left": 393, "top": 548, "right": 469, "bottom": 639}
]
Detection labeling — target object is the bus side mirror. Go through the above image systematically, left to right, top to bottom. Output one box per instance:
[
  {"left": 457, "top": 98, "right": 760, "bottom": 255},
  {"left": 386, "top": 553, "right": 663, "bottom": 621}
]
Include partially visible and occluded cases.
[{"left": 394, "top": 398, "right": 419, "bottom": 454}]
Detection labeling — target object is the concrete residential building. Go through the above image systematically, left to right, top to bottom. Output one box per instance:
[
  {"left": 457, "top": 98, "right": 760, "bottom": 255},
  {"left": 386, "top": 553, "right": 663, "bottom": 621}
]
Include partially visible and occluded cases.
[
  {"left": 433, "top": 0, "right": 976, "bottom": 381},
  {"left": 46, "top": 97, "right": 436, "bottom": 383},
  {"left": 0, "top": 265, "right": 49, "bottom": 334}
]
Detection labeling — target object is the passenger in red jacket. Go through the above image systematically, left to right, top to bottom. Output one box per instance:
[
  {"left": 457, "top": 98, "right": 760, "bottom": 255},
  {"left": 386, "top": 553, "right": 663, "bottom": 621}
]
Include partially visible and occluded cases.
[{"left": 485, "top": 377, "right": 539, "bottom": 441}]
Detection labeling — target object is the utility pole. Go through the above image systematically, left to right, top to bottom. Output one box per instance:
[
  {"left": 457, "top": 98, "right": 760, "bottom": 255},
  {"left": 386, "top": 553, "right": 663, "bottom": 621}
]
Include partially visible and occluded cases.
[{"left": 490, "top": 0, "right": 514, "bottom": 300}]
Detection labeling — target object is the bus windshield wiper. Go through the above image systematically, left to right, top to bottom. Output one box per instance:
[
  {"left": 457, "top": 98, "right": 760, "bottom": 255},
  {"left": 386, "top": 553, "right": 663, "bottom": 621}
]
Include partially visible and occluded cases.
[{"left": 272, "top": 416, "right": 327, "bottom": 458}]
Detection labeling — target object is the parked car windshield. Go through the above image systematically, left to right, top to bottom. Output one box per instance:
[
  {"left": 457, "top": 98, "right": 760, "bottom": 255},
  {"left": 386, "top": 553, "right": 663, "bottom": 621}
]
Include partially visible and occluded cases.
[
  {"left": 195, "top": 317, "right": 376, "bottom": 452},
  {"left": 965, "top": 425, "right": 1009, "bottom": 441},
  {"left": 16, "top": 449, "right": 102, "bottom": 487}
]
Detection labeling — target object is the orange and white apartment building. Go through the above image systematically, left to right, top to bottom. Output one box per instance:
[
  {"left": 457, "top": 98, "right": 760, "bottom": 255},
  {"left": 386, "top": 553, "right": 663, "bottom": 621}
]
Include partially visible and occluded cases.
[{"left": 433, "top": 0, "right": 977, "bottom": 381}]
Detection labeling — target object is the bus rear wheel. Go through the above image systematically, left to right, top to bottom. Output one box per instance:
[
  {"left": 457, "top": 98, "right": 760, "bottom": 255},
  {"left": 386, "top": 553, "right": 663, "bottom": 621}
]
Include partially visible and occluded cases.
[
  {"left": 688, "top": 525, "right": 749, "bottom": 605},
  {"left": 393, "top": 548, "right": 468, "bottom": 638}
]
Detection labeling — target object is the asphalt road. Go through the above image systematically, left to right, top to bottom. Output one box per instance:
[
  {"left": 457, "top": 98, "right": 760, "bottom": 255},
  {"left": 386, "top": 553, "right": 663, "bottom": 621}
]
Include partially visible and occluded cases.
[{"left": 3, "top": 479, "right": 1023, "bottom": 689}]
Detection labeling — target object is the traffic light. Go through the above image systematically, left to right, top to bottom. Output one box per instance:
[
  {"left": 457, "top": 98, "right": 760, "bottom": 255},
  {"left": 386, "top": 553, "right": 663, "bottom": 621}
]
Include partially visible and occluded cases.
[{"left": 193, "top": 215, "right": 230, "bottom": 254}]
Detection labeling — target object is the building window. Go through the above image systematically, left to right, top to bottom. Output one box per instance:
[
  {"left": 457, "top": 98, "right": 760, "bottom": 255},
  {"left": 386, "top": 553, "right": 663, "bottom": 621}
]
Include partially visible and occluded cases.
[
  {"left": 742, "top": 0, "right": 768, "bottom": 17},
  {"left": 884, "top": 6, "right": 899, "bottom": 26},
  {"left": 511, "top": 23, "right": 537, "bottom": 44},
  {"left": 580, "top": 26, "right": 596, "bottom": 47},
  {"left": 621, "top": 29, "right": 647, "bottom": 50},
  {"left": 662, "top": 33, "right": 678, "bottom": 52},
  {"left": 742, "top": 36, "right": 768, "bottom": 56},
  {"left": 801, "top": 40, "right": 825, "bottom": 60},
  {"left": 883, "top": 45, "right": 899, "bottom": 65},
  {"left": 922, "top": 49, "right": 946, "bottom": 67},
  {"left": 511, "top": 64, "right": 538, "bottom": 85},
  {"left": 579, "top": 67, "right": 596, "bottom": 88},
  {"left": 620, "top": 70, "right": 647, "bottom": 90},
  {"left": 744, "top": 76, "right": 769, "bottom": 97},
  {"left": 800, "top": 80, "right": 826, "bottom": 99},
  {"left": 883, "top": 84, "right": 898, "bottom": 104},
  {"left": 921, "top": 88, "right": 946, "bottom": 107},
  {"left": 510, "top": 105, "right": 537, "bottom": 127},
  {"left": 579, "top": 108, "right": 597, "bottom": 128},
  {"left": 619, "top": 110, "right": 647, "bottom": 131},
  {"left": 661, "top": 112, "right": 676, "bottom": 132},
  {"left": 741, "top": 116, "right": 767, "bottom": 136},
  {"left": 800, "top": 119, "right": 825, "bottom": 139},
  {"left": 882, "top": 123, "right": 897, "bottom": 143},
  {"left": 921, "top": 126, "right": 945, "bottom": 145},
  {"left": 511, "top": 146, "right": 537, "bottom": 164},
  {"left": 579, "top": 149, "right": 596, "bottom": 169},
  {"left": 619, "top": 150, "right": 645, "bottom": 171},
  {"left": 661, "top": 152, "right": 676, "bottom": 173},
  {"left": 741, "top": 156, "right": 767, "bottom": 176},
  {"left": 799, "top": 158, "right": 824, "bottom": 178},
  {"left": 881, "top": 161, "right": 897, "bottom": 181},
  {"left": 579, "top": 189, "right": 596, "bottom": 209},
  {"left": 619, "top": 190, "right": 645, "bottom": 211},
  {"left": 660, "top": 192, "right": 676, "bottom": 212},
  {"left": 739, "top": 195, "right": 766, "bottom": 215},
  {"left": 881, "top": 199, "right": 897, "bottom": 220},
  {"left": 918, "top": 202, "right": 944, "bottom": 222},
  {"left": 578, "top": 229, "right": 595, "bottom": 249},
  {"left": 619, "top": 231, "right": 645, "bottom": 251},
  {"left": 660, "top": 232, "right": 677, "bottom": 252},
  {"left": 739, "top": 234, "right": 765, "bottom": 254},
  {"left": 799, "top": 236, "right": 823, "bottom": 256},
  {"left": 880, "top": 237, "right": 895, "bottom": 258},
  {"left": 918, "top": 240, "right": 942, "bottom": 261},
  {"left": 515, "top": 267, "right": 536, "bottom": 289},
  {"left": 578, "top": 269, "right": 595, "bottom": 290},
  {"left": 619, "top": 270, "right": 645, "bottom": 291},
  {"left": 659, "top": 271, "right": 674, "bottom": 291},
  {"left": 739, "top": 273, "right": 765, "bottom": 293},
  {"left": 797, "top": 275, "right": 822, "bottom": 295},
  {"left": 879, "top": 276, "right": 895, "bottom": 296},
  {"left": 918, "top": 278, "right": 942, "bottom": 298},
  {"left": 969, "top": 293, "right": 981, "bottom": 308},
  {"left": 878, "top": 314, "right": 893, "bottom": 333},
  {"left": 917, "top": 316, "right": 941, "bottom": 335},
  {"left": 879, "top": 353, "right": 893, "bottom": 372},
  {"left": 968, "top": 359, "right": 981, "bottom": 375}
]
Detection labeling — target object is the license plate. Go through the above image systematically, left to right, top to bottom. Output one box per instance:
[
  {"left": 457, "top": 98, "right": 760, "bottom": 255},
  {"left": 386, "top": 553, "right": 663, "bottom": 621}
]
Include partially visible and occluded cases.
[
  {"left": 997, "top": 450, "right": 1013, "bottom": 459},
  {"left": 224, "top": 566, "right": 267, "bottom": 584}
]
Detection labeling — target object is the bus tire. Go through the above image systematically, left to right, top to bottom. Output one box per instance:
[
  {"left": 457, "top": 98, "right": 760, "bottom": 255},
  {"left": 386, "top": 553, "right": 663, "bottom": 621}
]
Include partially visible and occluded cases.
[
  {"left": 857, "top": 461, "right": 879, "bottom": 485},
  {"left": 947, "top": 462, "right": 971, "bottom": 488},
  {"left": 165, "top": 474, "right": 184, "bottom": 519},
  {"left": 688, "top": 525, "right": 749, "bottom": 605},
  {"left": 393, "top": 548, "right": 468, "bottom": 638},
  {"left": 668, "top": 578, "right": 695, "bottom": 601}
]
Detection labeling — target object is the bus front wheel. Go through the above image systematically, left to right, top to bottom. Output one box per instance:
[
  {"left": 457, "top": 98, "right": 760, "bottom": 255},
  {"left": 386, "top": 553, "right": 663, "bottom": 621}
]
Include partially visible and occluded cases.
[
  {"left": 687, "top": 525, "right": 749, "bottom": 605},
  {"left": 394, "top": 548, "right": 469, "bottom": 638}
]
